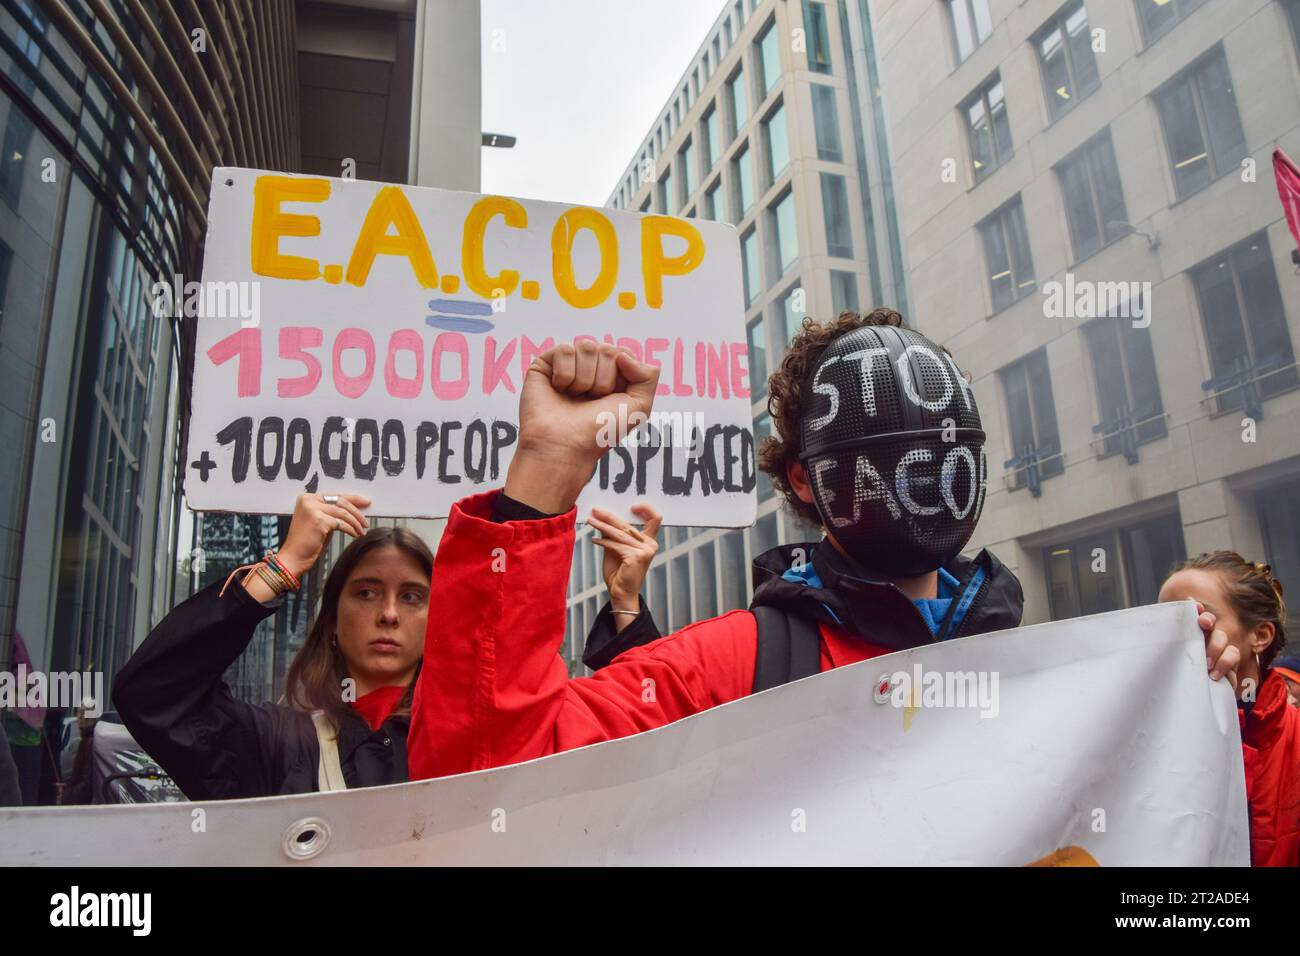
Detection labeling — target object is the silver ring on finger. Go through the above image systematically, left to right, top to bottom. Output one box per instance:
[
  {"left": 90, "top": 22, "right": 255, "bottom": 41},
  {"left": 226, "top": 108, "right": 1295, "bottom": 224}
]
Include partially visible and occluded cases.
[{"left": 323, "top": 494, "right": 339, "bottom": 505}]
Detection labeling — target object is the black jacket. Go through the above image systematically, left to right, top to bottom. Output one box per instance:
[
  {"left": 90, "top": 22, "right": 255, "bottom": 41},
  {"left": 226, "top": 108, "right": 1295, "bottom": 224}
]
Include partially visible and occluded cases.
[
  {"left": 583, "top": 539, "right": 1024, "bottom": 670},
  {"left": 113, "top": 581, "right": 409, "bottom": 800},
  {"left": 0, "top": 727, "right": 20, "bottom": 807}
]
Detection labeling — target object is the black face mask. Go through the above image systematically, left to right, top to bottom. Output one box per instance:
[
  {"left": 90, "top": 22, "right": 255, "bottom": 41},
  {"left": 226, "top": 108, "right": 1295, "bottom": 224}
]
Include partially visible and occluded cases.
[{"left": 799, "top": 325, "right": 987, "bottom": 577}]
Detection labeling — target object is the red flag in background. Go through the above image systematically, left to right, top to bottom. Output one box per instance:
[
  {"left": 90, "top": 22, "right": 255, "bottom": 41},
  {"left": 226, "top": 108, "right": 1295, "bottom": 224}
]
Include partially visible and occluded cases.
[{"left": 1275, "top": 148, "right": 1300, "bottom": 250}]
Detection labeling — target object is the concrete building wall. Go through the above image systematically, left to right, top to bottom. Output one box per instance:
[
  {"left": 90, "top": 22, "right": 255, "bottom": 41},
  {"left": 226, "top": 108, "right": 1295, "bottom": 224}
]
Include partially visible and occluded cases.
[{"left": 872, "top": 0, "right": 1300, "bottom": 623}]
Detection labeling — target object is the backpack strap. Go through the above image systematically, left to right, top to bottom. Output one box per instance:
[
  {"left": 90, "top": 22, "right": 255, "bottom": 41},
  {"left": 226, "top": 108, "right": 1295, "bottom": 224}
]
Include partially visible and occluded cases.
[
  {"left": 751, "top": 605, "right": 822, "bottom": 694},
  {"left": 310, "top": 711, "right": 347, "bottom": 792}
]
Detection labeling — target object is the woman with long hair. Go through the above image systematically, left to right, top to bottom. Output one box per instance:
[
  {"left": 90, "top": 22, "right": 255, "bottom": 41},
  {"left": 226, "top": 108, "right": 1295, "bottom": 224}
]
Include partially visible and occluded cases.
[
  {"left": 114, "top": 492, "right": 432, "bottom": 799},
  {"left": 1158, "top": 551, "right": 1293, "bottom": 866}
]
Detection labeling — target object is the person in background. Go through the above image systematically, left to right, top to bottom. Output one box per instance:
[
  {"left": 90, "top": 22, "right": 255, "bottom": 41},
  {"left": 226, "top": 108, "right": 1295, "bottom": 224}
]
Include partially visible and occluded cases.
[
  {"left": 114, "top": 492, "right": 430, "bottom": 799},
  {"left": 1159, "top": 552, "right": 1293, "bottom": 866},
  {"left": 1266, "top": 655, "right": 1300, "bottom": 706},
  {"left": 0, "top": 722, "right": 19, "bottom": 807}
]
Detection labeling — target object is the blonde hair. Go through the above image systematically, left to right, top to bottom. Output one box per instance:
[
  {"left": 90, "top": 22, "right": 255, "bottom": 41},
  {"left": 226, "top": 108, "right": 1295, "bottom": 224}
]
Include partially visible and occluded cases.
[{"left": 1172, "top": 551, "right": 1287, "bottom": 666}]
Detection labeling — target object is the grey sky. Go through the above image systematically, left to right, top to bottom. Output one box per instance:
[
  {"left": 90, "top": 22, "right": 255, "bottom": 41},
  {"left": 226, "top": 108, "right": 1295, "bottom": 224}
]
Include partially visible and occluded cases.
[{"left": 479, "top": 0, "right": 727, "bottom": 206}]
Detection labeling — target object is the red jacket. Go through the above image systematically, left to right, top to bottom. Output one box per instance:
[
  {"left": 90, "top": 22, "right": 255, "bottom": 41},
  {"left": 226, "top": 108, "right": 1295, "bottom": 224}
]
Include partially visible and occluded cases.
[
  {"left": 408, "top": 490, "right": 1020, "bottom": 779},
  {"left": 407, "top": 491, "right": 1295, "bottom": 868},
  {"left": 1241, "top": 668, "right": 1300, "bottom": 866}
]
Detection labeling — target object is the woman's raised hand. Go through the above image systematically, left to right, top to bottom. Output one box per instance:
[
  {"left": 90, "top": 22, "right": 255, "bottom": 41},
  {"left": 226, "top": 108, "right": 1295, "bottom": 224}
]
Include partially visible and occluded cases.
[
  {"left": 278, "top": 492, "right": 372, "bottom": 577},
  {"left": 589, "top": 504, "right": 662, "bottom": 624}
]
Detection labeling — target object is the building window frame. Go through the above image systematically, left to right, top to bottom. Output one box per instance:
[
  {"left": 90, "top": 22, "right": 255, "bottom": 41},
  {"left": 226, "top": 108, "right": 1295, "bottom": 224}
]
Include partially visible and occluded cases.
[
  {"left": 946, "top": 0, "right": 993, "bottom": 65},
  {"left": 1032, "top": 0, "right": 1101, "bottom": 123},
  {"left": 1135, "top": 0, "right": 1208, "bottom": 47},
  {"left": 1153, "top": 45, "right": 1248, "bottom": 201},
  {"left": 962, "top": 73, "right": 1013, "bottom": 184},
  {"left": 1055, "top": 128, "right": 1129, "bottom": 263},
  {"left": 978, "top": 196, "right": 1036, "bottom": 313},
  {"left": 998, "top": 348, "right": 1064, "bottom": 492}
]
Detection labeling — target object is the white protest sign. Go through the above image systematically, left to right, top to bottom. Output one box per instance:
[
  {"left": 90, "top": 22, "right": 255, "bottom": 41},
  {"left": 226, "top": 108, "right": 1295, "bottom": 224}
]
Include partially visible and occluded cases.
[
  {"left": 181, "top": 167, "right": 756, "bottom": 524},
  {"left": 0, "top": 603, "right": 1249, "bottom": 865}
]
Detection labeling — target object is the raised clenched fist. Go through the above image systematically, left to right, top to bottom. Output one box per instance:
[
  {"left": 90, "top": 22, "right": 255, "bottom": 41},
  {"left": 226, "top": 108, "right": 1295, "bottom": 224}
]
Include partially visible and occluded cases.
[{"left": 505, "top": 341, "right": 660, "bottom": 514}]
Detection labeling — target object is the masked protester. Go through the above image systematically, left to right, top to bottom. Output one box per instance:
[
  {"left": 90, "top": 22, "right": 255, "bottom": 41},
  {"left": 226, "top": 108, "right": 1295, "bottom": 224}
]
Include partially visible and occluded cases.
[
  {"left": 404, "top": 310, "right": 1229, "bottom": 781},
  {"left": 581, "top": 312, "right": 1007, "bottom": 674}
]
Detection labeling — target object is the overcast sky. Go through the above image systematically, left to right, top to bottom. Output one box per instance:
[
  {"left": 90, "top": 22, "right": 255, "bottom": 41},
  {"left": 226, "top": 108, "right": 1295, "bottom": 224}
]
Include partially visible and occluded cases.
[{"left": 479, "top": 0, "right": 726, "bottom": 206}]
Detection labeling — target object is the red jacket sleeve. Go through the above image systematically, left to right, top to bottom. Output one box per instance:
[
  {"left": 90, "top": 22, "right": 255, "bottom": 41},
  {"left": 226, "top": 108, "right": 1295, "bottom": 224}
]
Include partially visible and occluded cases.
[{"left": 407, "top": 490, "right": 757, "bottom": 780}]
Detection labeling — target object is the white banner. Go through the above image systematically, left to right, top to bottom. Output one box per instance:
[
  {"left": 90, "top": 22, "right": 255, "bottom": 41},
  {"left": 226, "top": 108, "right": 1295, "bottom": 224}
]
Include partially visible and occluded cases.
[
  {"left": 182, "top": 167, "right": 756, "bottom": 524},
  {"left": 0, "top": 602, "right": 1248, "bottom": 865}
]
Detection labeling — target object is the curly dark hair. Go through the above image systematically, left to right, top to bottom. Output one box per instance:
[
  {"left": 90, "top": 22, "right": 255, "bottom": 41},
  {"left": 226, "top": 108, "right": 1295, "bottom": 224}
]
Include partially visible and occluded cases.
[{"left": 758, "top": 308, "right": 908, "bottom": 528}]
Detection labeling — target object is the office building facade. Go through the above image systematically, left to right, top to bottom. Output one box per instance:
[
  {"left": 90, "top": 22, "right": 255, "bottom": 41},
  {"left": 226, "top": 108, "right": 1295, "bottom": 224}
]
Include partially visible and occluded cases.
[
  {"left": 0, "top": 0, "right": 478, "bottom": 803},
  {"left": 872, "top": 0, "right": 1300, "bottom": 623}
]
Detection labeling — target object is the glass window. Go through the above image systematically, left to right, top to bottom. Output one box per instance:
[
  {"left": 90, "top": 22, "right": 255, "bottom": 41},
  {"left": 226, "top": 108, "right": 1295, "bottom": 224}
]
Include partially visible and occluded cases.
[
  {"left": 803, "top": 0, "right": 832, "bottom": 74},
  {"left": 947, "top": 0, "right": 993, "bottom": 63},
  {"left": 1136, "top": 0, "right": 1207, "bottom": 46},
  {"left": 1288, "top": 0, "right": 1300, "bottom": 63},
  {"left": 1035, "top": 1, "right": 1100, "bottom": 122},
  {"left": 758, "top": 19, "right": 781, "bottom": 97},
  {"left": 1155, "top": 48, "right": 1247, "bottom": 199},
  {"left": 728, "top": 66, "right": 749, "bottom": 137},
  {"left": 964, "top": 74, "right": 1013, "bottom": 183},
  {"left": 811, "top": 84, "right": 843, "bottom": 162},
  {"left": 763, "top": 102, "right": 789, "bottom": 185},
  {"left": 704, "top": 106, "right": 721, "bottom": 170},
  {"left": 1056, "top": 129, "right": 1128, "bottom": 261},
  {"left": 679, "top": 139, "right": 695, "bottom": 206},
  {"left": 733, "top": 143, "right": 754, "bottom": 220},
  {"left": 658, "top": 167, "right": 674, "bottom": 214},
  {"left": 820, "top": 172, "right": 852, "bottom": 258},
  {"left": 703, "top": 178, "right": 722, "bottom": 221},
  {"left": 769, "top": 189, "right": 798, "bottom": 278},
  {"left": 978, "top": 197, "right": 1036, "bottom": 311},
  {"left": 742, "top": 227, "right": 762, "bottom": 305},
  {"left": 1191, "top": 233, "right": 1298, "bottom": 412},
  {"left": 831, "top": 270, "right": 859, "bottom": 315},
  {"left": 778, "top": 282, "right": 803, "bottom": 345},
  {"left": 747, "top": 315, "right": 769, "bottom": 400},
  {"left": 1083, "top": 315, "right": 1167, "bottom": 456},
  {"left": 999, "top": 349, "right": 1063, "bottom": 489},
  {"left": 753, "top": 413, "right": 775, "bottom": 502},
  {"left": 1259, "top": 478, "right": 1300, "bottom": 602},
  {"left": 752, "top": 512, "right": 778, "bottom": 557},
  {"left": 1045, "top": 516, "right": 1184, "bottom": 620},
  {"left": 1123, "top": 516, "right": 1186, "bottom": 608},
  {"left": 719, "top": 531, "right": 748, "bottom": 610},
  {"left": 1044, "top": 531, "right": 1124, "bottom": 619},
  {"left": 694, "top": 541, "right": 718, "bottom": 619},
  {"left": 671, "top": 553, "right": 691, "bottom": 631},
  {"left": 650, "top": 563, "right": 668, "bottom": 629}
]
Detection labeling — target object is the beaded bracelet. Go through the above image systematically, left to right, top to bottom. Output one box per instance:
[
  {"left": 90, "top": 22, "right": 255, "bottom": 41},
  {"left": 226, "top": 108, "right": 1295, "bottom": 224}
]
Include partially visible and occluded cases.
[
  {"left": 263, "top": 550, "right": 301, "bottom": 591},
  {"left": 219, "top": 551, "right": 303, "bottom": 597},
  {"left": 254, "top": 563, "right": 286, "bottom": 595}
]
